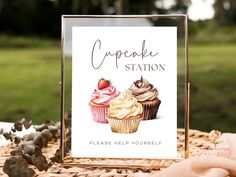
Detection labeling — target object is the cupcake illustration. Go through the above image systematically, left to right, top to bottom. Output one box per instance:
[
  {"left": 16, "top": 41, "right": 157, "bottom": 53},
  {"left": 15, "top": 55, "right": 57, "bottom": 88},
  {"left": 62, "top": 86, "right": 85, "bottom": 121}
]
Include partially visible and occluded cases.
[
  {"left": 129, "top": 76, "right": 161, "bottom": 120},
  {"left": 89, "top": 78, "right": 120, "bottom": 123},
  {"left": 106, "top": 90, "right": 143, "bottom": 134}
]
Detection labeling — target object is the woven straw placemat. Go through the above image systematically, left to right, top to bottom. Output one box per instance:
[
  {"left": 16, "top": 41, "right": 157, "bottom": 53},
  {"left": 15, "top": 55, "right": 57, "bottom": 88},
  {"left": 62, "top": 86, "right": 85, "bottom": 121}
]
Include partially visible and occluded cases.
[{"left": 0, "top": 129, "right": 213, "bottom": 177}]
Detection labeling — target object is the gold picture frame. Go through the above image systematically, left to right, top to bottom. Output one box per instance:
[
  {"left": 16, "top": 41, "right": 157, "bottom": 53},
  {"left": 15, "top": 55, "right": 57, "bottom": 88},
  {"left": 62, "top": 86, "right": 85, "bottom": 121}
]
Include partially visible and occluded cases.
[{"left": 60, "top": 15, "right": 189, "bottom": 169}]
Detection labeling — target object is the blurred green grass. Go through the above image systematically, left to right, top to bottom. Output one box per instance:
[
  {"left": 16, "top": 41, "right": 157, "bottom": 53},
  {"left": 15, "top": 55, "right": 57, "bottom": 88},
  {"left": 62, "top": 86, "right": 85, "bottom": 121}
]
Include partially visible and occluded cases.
[
  {"left": 0, "top": 34, "right": 59, "bottom": 48},
  {"left": 0, "top": 44, "right": 236, "bottom": 132},
  {"left": 189, "top": 44, "right": 236, "bottom": 132},
  {"left": 0, "top": 48, "right": 61, "bottom": 124}
]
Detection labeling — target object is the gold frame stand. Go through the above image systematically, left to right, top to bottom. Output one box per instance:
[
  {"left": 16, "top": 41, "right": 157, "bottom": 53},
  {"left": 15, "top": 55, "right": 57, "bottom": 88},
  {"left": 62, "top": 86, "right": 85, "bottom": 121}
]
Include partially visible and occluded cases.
[{"left": 60, "top": 15, "right": 190, "bottom": 169}]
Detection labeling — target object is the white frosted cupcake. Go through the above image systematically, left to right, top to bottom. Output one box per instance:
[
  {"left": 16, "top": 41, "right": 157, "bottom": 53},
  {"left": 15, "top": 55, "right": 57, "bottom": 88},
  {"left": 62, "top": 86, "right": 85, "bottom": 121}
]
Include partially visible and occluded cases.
[{"left": 106, "top": 90, "right": 143, "bottom": 134}]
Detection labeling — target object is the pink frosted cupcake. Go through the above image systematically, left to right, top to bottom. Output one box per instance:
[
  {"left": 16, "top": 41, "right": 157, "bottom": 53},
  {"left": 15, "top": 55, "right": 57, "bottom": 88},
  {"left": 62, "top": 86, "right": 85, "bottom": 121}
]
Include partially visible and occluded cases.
[{"left": 89, "top": 78, "right": 120, "bottom": 123}]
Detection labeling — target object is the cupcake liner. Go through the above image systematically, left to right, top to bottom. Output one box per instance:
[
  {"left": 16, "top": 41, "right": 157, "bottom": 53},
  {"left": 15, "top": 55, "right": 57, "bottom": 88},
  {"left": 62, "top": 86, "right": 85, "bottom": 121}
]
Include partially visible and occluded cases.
[
  {"left": 141, "top": 100, "right": 161, "bottom": 120},
  {"left": 90, "top": 105, "right": 108, "bottom": 123},
  {"left": 106, "top": 116, "right": 142, "bottom": 134}
]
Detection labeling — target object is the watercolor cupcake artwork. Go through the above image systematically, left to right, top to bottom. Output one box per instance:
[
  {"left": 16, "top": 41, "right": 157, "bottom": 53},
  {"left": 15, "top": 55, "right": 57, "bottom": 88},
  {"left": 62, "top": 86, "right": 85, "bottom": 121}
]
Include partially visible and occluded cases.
[
  {"left": 129, "top": 76, "right": 161, "bottom": 120},
  {"left": 89, "top": 78, "right": 120, "bottom": 123},
  {"left": 106, "top": 90, "right": 143, "bottom": 134}
]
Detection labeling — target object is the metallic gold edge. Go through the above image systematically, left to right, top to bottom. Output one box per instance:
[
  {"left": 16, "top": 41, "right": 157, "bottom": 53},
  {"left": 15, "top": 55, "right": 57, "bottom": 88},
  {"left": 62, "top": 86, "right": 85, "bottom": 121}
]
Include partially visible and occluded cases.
[
  {"left": 62, "top": 14, "right": 187, "bottom": 18},
  {"left": 60, "top": 15, "right": 65, "bottom": 162},
  {"left": 184, "top": 15, "right": 190, "bottom": 159},
  {"left": 185, "top": 83, "right": 190, "bottom": 158},
  {"left": 64, "top": 157, "right": 184, "bottom": 161},
  {"left": 59, "top": 163, "right": 171, "bottom": 169}
]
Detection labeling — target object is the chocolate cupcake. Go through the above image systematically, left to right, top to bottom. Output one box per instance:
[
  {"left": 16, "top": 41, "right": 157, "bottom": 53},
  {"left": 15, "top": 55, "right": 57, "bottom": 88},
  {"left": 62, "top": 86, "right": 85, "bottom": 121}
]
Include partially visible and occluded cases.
[{"left": 129, "top": 76, "right": 161, "bottom": 120}]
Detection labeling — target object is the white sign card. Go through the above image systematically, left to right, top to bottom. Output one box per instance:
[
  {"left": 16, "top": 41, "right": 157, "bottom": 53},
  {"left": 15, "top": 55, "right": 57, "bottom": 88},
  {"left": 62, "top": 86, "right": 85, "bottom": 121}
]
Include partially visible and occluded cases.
[{"left": 71, "top": 27, "right": 177, "bottom": 158}]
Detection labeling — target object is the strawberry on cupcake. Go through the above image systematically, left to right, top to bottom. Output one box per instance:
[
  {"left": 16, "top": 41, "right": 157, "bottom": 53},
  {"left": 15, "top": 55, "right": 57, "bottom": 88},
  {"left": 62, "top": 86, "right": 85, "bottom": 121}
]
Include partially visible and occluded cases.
[{"left": 89, "top": 78, "right": 120, "bottom": 123}]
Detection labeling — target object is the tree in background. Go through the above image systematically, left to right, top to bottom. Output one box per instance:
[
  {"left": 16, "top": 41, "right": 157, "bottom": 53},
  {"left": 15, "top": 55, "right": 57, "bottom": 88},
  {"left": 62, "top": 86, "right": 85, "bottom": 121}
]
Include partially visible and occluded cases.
[
  {"left": 0, "top": 0, "right": 59, "bottom": 37},
  {"left": 1, "top": 0, "right": 235, "bottom": 38},
  {"left": 169, "top": 0, "right": 191, "bottom": 13},
  {"left": 214, "top": 0, "right": 236, "bottom": 25}
]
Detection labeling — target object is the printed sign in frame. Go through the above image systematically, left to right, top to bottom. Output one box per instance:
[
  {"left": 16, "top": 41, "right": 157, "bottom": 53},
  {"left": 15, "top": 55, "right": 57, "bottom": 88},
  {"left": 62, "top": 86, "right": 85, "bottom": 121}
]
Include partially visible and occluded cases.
[{"left": 60, "top": 15, "right": 189, "bottom": 168}]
